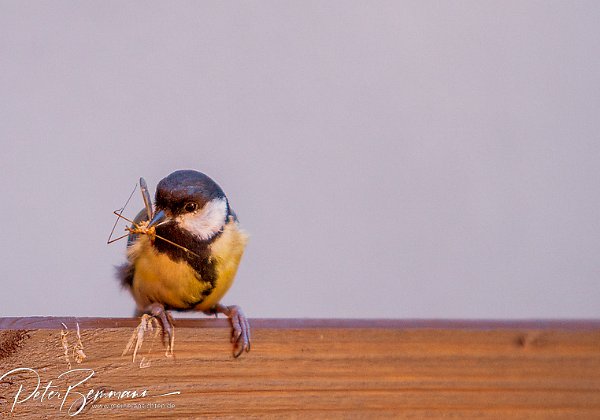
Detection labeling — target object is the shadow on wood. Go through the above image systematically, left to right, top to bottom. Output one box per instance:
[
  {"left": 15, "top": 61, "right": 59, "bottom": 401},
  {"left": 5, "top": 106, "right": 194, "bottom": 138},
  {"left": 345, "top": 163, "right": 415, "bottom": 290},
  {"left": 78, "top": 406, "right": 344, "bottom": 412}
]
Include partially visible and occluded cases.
[{"left": 0, "top": 318, "right": 599, "bottom": 418}]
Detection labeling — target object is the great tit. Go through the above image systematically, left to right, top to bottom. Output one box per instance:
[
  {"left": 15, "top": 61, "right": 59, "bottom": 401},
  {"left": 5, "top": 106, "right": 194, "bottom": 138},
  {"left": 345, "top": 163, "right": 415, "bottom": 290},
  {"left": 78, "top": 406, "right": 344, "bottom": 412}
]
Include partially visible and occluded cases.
[{"left": 117, "top": 170, "right": 250, "bottom": 357}]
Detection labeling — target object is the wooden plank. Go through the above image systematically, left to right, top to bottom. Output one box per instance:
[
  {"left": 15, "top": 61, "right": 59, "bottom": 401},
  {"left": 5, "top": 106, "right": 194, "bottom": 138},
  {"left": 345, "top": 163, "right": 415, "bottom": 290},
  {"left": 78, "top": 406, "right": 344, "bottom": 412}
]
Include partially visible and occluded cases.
[{"left": 0, "top": 318, "right": 599, "bottom": 418}]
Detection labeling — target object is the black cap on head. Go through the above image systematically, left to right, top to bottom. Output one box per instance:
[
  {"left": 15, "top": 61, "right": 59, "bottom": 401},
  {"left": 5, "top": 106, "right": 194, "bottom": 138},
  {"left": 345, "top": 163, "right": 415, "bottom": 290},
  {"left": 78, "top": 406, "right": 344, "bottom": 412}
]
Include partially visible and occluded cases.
[{"left": 155, "top": 170, "right": 226, "bottom": 213}]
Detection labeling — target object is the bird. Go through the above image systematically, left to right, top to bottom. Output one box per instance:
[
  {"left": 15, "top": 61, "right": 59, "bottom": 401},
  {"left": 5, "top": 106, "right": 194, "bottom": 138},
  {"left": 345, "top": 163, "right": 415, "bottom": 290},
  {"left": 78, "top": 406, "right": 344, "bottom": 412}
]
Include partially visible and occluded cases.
[{"left": 116, "top": 169, "right": 250, "bottom": 357}]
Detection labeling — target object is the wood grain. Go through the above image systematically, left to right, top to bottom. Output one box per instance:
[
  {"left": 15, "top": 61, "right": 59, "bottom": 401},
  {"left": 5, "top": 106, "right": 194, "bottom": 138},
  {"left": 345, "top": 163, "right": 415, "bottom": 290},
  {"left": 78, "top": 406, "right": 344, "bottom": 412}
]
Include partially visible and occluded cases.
[{"left": 0, "top": 318, "right": 599, "bottom": 418}]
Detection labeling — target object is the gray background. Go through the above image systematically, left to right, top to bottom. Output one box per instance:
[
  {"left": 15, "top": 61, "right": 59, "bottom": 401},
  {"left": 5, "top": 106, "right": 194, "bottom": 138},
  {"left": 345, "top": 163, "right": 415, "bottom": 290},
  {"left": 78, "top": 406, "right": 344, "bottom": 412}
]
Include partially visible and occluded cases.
[{"left": 1, "top": 1, "right": 599, "bottom": 318}]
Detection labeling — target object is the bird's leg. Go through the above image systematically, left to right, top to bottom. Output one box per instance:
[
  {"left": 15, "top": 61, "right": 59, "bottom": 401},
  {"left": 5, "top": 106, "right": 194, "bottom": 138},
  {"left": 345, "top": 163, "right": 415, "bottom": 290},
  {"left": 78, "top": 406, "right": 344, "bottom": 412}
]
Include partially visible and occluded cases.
[
  {"left": 144, "top": 302, "right": 175, "bottom": 355},
  {"left": 124, "top": 303, "right": 175, "bottom": 362},
  {"left": 205, "top": 304, "right": 251, "bottom": 358}
]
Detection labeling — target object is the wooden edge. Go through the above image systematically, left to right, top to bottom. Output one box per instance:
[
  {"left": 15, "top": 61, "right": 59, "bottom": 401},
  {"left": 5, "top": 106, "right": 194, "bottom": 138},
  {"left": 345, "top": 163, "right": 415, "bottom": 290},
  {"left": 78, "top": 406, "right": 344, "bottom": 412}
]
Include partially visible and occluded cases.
[{"left": 0, "top": 317, "right": 599, "bottom": 330}]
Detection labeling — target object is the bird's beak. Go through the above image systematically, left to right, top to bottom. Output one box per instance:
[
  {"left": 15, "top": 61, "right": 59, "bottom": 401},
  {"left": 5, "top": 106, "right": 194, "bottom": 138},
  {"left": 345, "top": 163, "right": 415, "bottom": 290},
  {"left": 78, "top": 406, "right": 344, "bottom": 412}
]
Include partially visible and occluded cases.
[{"left": 147, "top": 209, "right": 167, "bottom": 228}]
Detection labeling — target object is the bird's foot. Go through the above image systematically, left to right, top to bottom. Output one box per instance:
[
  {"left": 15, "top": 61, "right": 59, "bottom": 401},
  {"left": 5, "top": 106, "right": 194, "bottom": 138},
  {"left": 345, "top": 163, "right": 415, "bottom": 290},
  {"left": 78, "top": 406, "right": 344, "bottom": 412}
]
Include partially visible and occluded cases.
[
  {"left": 123, "top": 303, "right": 175, "bottom": 363},
  {"left": 146, "top": 303, "right": 175, "bottom": 354},
  {"left": 207, "top": 304, "right": 251, "bottom": 358}
]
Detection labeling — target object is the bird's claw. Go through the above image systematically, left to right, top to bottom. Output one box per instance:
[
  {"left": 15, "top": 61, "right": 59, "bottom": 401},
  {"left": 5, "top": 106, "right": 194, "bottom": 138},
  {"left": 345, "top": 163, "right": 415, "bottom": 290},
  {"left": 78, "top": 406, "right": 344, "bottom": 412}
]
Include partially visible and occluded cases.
[
  {"left": 147, "top": 303, "right": 175, "bottom": 352},
  {"left": 210, "top": 304, "right": 251, "bottom": 358},
  {"left": 229, "top": 305, "right": 251, "bottom": 357}
]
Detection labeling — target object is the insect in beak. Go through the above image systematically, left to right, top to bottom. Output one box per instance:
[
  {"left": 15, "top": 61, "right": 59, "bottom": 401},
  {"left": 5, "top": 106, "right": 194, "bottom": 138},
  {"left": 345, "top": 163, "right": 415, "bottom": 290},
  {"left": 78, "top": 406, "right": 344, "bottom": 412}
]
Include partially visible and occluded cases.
[
  {"left": 108, "top": 177, "right": 200, "bottom": 257},
  {"left": 126, "top": 209, "right": 167, "bottom": 241}
]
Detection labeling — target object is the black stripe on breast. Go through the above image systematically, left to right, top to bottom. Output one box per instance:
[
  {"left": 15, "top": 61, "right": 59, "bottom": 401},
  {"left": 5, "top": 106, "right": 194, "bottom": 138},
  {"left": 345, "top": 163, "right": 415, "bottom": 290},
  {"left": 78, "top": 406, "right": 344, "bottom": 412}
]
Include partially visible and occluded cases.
[{"left": 153, "top": 221, "right": 222, "bottom": 309}]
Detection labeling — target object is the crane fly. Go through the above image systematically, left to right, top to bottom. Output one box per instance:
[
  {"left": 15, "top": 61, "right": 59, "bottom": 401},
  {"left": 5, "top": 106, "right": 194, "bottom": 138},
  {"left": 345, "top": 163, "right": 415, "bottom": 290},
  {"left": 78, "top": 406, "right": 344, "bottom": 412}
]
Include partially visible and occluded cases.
[{"left": 107, "top": 177, "right": 200, "bottom": 258}]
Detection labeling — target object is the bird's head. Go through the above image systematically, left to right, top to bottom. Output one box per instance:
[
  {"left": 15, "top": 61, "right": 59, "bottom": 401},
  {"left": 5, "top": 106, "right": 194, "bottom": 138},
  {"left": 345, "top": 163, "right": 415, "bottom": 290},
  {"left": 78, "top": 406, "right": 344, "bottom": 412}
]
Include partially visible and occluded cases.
[{"left": 148, "top": 170, "right": 231, "bottom": 241}]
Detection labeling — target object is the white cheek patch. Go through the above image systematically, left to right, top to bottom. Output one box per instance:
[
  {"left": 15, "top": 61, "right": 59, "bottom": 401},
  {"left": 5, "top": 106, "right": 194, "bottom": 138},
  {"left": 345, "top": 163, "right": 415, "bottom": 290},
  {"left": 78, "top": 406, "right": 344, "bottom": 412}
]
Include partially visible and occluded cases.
[{"left": 177, "top": 198, "right": 228, "bottom": 240}]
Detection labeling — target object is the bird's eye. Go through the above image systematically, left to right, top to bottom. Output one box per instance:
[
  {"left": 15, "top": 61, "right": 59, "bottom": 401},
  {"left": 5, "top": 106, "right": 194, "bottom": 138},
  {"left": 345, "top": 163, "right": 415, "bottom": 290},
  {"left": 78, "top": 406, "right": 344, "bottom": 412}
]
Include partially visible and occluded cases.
[{"left": 184, "top": 202, "right": 198, "bottom": 213}]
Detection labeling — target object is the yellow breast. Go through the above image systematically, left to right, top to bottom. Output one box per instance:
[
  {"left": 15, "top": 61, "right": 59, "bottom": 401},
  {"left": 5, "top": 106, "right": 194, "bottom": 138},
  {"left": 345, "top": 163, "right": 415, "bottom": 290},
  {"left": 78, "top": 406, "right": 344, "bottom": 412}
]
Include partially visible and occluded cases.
[{"left": 128, "top": 220, "right": 248, "bottom": 312}]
